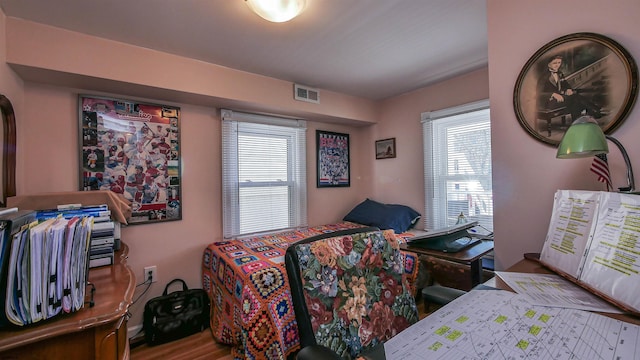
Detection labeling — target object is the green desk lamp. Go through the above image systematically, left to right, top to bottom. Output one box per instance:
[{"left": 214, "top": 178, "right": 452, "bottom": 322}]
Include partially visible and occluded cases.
[{"left": 556, "top": 116, "right": 636, "bottom": 193}]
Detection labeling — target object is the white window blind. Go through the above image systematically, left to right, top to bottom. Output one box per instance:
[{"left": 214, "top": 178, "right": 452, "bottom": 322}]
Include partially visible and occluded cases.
[
  {"left": 422, "top": 100, "right": 493, "bottom": 231},
  {"left": 221, "top": 109, "right": 307, "bottom": 238}
]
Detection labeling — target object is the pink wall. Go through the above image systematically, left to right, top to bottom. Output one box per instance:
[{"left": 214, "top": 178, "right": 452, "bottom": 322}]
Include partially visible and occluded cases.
[
  {"left": 7, "top": 0, "right": 636, "bottom": 331},
  {"left": 488, "top": 0, "right": 640, "bottom": 270},
  {"left": 0, "top": 8, "right": 490, "bottom": 331},
  {"left": 0, "top": 11, "right": 24, "bottom": 203},
  {"left": 0, "top": 12, "right": 376, "bottom": 329},
  {"left": 0, "top": 12, "right": 22, "bottom": 107},
  {"left": 5, "top": 17, "right": 380, "bottom": 126},
  {"left": 376, "top": 69, "right": 490, "bottom": 227},
  {"left": 15, "top": 82, "right": 374, "bottom": 328}
]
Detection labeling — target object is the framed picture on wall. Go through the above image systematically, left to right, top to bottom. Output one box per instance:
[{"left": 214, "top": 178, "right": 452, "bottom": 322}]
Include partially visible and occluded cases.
[
  {"left": 513, "top": 32, "right": 638, "bottom": 146},
  {"left": 79, "top": 95, "right": 182, "bottom": 224},
  {"left": 316, "top": 130, "right": 350, "bottom": 187},
  {"left": 375, "top": 138, "right": 396, "bottom": 159}
]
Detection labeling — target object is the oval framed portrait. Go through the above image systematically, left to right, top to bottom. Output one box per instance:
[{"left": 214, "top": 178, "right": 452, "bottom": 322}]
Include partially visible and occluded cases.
[{"left": 513, "top": 32, "right": 638, "bottom": 146}]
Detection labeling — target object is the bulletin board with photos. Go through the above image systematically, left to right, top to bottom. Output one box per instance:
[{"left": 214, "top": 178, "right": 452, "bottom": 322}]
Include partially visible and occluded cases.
[{"left": 79, "top": 95, "right": 181, "bottom": 224}]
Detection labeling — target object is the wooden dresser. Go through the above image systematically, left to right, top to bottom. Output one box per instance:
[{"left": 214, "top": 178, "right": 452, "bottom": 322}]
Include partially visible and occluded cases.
[{"left": 0, "top": 243, "right": 135, "bottom": 359}]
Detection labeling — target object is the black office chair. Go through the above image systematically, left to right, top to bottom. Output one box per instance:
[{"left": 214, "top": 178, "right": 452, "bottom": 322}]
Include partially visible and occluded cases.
[{"left": 285, "top": 227, "right": 419, "bottom": 360}]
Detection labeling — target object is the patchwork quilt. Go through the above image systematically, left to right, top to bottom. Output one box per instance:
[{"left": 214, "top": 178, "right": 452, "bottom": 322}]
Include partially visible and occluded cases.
[{"left": 201, "top": 222, "right": 419, "bottom": 360}]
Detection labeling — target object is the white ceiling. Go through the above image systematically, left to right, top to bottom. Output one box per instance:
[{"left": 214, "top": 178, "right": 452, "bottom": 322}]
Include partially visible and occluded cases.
[{"left": 0, "top": 0, "right": 488, "bottom": 101}]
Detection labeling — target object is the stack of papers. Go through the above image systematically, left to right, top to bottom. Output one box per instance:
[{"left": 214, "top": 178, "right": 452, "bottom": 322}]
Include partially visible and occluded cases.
[
  {"left": 540, "top": 190, "right": 640, "bottom": 314},
  {"left": 3, "top": 215, "right": 92, "bottom": 326},
  {"left": 385, "top": 289, "right": 640, "bottom": 360}
]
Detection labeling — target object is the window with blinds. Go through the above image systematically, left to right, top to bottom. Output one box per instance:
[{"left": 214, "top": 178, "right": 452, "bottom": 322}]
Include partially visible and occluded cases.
[
  {"left": 422, "top": 100, "right": 493, "bottom": 231},
  {"left": 221, "top": 109, "right": 307, "bottom": 238}
]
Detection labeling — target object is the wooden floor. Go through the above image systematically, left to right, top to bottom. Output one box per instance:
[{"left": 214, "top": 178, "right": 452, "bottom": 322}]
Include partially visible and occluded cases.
[
  {"left": 131, "top": 266, "right": 494, "bottom": 360},
  {"left": 130, "top": 300, "right": 439, "bottom": 360},
  {"left": 130, "top": 330, "right": 234, "bottom": 360}
]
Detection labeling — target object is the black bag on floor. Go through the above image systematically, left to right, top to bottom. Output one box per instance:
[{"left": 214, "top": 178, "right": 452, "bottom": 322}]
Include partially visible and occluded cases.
[{"left": 143, "top": 278, "right": 211, "bottom": 346}]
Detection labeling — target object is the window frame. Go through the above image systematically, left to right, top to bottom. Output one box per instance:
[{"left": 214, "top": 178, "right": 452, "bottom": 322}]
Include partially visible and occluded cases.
[
  {"left": 421, "top": 99, "right": 492, "bottom": 231},
  {"left": 221, "top": 109, "right": 307, "bottom": 238}
]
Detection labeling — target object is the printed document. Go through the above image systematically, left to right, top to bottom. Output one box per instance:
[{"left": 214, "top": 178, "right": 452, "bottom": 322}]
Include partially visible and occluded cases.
[
  {"left": 539, "top": 190, "right": 640, "bottom": 313},
  {"left": 540, "top": 190, "right": 599, "bottom": 278},
  {"left": 495, "top": 271, "right": 622, "bottom": 313},
  {"left": 384, "top": 290, "right": 640, "bottom": 360}
]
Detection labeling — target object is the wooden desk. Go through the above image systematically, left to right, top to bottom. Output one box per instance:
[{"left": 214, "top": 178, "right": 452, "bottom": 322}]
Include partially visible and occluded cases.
[
  {"left": 402, "top": 240, "right": 494, "bottom": 288},
  {"left": 0, "top": 243, "right": 136, "bottom": 359},
  {"left": 486, "top": 257, "right": 640, "bottom": 326}
]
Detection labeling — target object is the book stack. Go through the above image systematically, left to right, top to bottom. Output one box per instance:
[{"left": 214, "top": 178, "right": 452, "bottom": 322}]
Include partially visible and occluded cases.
[{"left": 36, "top": 204, "right": 117, "bottom": 268}]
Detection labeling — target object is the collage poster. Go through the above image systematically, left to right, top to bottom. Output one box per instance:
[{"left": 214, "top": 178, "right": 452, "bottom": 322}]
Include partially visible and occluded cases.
[
  {"left": 80, "top": 95, "right": 181, "bottom": 224},
  {"left": 316, "top": 130, "right": 350, "bottom": 187}
]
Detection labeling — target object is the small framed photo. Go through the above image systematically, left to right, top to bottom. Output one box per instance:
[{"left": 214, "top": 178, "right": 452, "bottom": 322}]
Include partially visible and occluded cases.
[
  {"left": 316, "top": 130, "right": 350, "bottom": 188},
  {"left": 375, "top": 138, "right": 396, "bottom": 159}
]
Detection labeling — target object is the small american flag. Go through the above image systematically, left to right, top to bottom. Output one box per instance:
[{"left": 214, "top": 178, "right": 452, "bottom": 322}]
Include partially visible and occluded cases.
[{"left": 590, "top": 153, "right": 612, "bottom": 191}]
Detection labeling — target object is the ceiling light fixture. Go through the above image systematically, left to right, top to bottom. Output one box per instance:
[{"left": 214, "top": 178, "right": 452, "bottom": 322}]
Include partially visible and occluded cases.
[{"left": 245, "top": 0, "right": 307, "bottom": 23}]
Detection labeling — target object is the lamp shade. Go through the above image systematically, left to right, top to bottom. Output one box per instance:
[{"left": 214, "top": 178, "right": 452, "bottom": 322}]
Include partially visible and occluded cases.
[
  {"left": 245, "top": 0, "right": 307, "bottom": 23},
  {"left": 556, "top": 116, "right": 608, "bottom": 159}
]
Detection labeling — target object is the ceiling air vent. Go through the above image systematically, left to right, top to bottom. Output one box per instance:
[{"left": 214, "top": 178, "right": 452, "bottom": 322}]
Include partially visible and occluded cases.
[{"left": 294, "top": 84, "right": 320, "bottom": 104}]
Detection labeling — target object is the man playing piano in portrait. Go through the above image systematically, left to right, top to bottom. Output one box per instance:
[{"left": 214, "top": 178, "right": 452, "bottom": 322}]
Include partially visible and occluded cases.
[{"left": 537, "top": 54, "right": 605, "bottom": 122}]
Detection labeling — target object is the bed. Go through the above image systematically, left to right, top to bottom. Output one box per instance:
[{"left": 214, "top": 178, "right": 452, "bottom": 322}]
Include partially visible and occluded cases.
[{"left": 201, "top": 218, "right": 421, "bottom": 359}]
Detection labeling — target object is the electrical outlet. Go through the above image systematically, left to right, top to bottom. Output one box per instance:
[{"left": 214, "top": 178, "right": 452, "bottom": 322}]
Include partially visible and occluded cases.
[{"left": 144, "top": 265, "right": 157, "bottom": 283}]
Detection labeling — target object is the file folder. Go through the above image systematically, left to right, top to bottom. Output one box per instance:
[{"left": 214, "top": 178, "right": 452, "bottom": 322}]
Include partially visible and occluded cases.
[
  {"left": 0, "top": 210, "right": 36, "bottom": 327},
  {"left": 1, "top": 210, "right": 95, "bottom": 327}
]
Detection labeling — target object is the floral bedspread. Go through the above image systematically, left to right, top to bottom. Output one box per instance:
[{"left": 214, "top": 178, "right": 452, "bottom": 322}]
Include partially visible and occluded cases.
[{"left": 201, "top": 222, "right": 419, "bottom": 360}]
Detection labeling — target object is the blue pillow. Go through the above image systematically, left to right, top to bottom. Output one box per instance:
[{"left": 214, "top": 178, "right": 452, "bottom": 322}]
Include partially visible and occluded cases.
[
  {"left": 343, "top": 199, "right": 421, "bottom": 233},
  {"left": 386, "top": 203, "right": 421, "bottom": 231}
]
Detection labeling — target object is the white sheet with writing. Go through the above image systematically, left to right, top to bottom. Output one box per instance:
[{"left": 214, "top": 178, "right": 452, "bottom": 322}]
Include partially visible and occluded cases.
[
  {"left": 540, "top": 190, "right": 600, "bottom": 278},
  {"left": 580, "top": 191, "right": 640, "bottom": 313},
  {"left": 495, "top": 271, "right": 621, "bottom": 313},
  {"left": 384, "top": 290, "right": 639, "bottom": 360}
]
